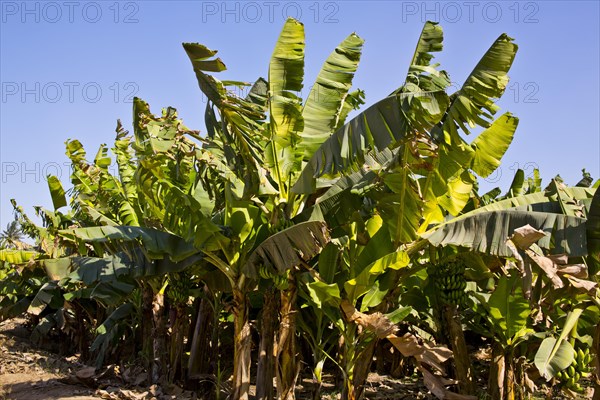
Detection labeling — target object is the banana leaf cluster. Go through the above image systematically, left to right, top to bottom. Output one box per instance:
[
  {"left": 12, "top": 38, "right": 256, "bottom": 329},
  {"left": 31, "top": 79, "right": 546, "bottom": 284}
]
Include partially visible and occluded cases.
[{"left": 1, "top": 20, "right": 599, "bottom": 400}]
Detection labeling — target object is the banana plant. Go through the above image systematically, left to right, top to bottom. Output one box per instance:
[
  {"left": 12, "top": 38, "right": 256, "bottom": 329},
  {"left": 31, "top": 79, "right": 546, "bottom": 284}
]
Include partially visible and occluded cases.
[
  {"left": 183, "top": 18, "right": 368, "bottom": 399},
  {"left": 417, "top": 173, "right": 598, "bottom": 399}
]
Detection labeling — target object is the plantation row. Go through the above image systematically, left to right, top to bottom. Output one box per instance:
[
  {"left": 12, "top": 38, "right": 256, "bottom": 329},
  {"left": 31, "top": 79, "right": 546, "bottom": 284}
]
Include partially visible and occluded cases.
[{"left": 0, "top": 20, "right": 599, "bottom": 400}]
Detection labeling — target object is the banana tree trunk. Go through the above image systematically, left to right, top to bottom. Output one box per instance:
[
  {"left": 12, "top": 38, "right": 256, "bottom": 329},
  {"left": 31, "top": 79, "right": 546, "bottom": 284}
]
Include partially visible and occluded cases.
[
  {"left": 277, "top": 273, "right": 298, "bottom": 400},
  {"left": 142, "top": 283, "right": 154, "bottom": 384},
  {"left": 232, "top": 286, "right": 251, "bottom": 400},
  {"left": 257, "top": 287, "right": 278, "bottom": 400},
  {"left": 152, "top": 290, "right": 167, "bottom": 385},
  {"left": 188, "top": 292, "right": 215, "bottom": 379},
  {"left": 72, "top": 301, "right": 90, "bottom": 362},
  {"left": 168, "top": 302, "right": 187, "bottom": 383},
  {"left": 443, "top": 304, "right": 476, "bottom": 395},
  {"left": 592, "top": 322, "right": 600, "bottom": 400},
  {"left": 340, "top": 325, "right": 357, "bottom": 400},
  {"left": 351, "top": 338, "right": 378, "bottom": 400},
  {"left": 488, "top": 343, "right": 505, "bottom": 400},
  {"left": 505, "top": 359, "right": 515, "bottom": 400}
]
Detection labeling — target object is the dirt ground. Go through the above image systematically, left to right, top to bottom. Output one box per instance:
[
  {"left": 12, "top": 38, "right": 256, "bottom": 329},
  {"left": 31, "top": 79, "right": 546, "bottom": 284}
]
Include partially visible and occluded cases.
[
  {"left": 0, "top": 317, "right": 439, "bottom": 400},
  {"left": 1, "top": 317, "right": 593, "bottom": 400},
  {"left": 0, "top": 318, "right": 99, "bottom": 400}
]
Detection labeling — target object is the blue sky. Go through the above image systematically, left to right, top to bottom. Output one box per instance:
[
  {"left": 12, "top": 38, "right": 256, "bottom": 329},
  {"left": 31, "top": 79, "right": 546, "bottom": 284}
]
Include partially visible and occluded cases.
[{"left": 1, "top": 0, "right": 599, "bottom": 228}]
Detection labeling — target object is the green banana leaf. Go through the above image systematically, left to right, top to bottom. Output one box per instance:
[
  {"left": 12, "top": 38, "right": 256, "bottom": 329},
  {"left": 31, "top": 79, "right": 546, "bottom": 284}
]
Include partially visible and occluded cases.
[
  {"left": 268, "top": 17, "right": 305, "bottom": 147},
  {"left": 402, "top": 21, "right": 450, "bottom": 92},
  {"left": 408, "top": 21, "right": 444, "bottom": 69},
  {"left": 299, "top": 32, "right": 364, "bottom": 160},
  {"left": 433, "top": 33, "right": 518, "bottom": 143},
  {"left": 292, "top": 90, "right": 448, "bottom": 194},
  {"left": 469, "top": 113, "right": 518, "bottom": 177},
  {"left": 47, "top": 175, "right": 67, "bottom": 210},
  {"left": 586, "top": 187, "right": 600, "bottom": 274},
  {"left": 422, "top": 210, "right": 588, "bottom": 257},
  {"left": 243, "top": 221, "right": 330, "bottom": 278},
  {"left": 59, "top": 226, "right": 199, "bottom": 262},
  {"left": 0, "top": 249, "right": 38, "bottom": 264},
  {"left": 487, "top": 274, "right": 531, "bottom": 344},
  {"left": 28, "top": 281, "right": 61, "bottom": 316},
  {"left": 0, "top": 297, "right": 31, "bottom": 322},
  {"left": 91, "top": 303, "right": 135, "bottom": 367},
  {"left": 534, "top": 308, "right": 582, "bottom": 380}
]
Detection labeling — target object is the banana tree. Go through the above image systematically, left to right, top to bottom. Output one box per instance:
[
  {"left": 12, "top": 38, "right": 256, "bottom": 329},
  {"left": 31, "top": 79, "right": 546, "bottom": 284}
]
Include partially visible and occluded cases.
[
  {"left": 183, "top": 17, "right": 368, "bottom": 399},
  {"left": 182, "top": 18, "right": 470, "bottom": 398},
  {"left": 282, "top": 20, "right": 520, "bottom": 398},
  {"left": 417, "top": 175, "right": 597, "bottom": 399}
]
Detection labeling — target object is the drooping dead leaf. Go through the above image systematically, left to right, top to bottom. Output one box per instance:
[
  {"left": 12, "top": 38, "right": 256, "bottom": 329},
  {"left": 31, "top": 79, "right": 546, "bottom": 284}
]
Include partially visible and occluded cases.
[
  {"left": 510, "top": 225, "right": 546, "bottom": 250},
  {"left": 506, "top": 239, "right": 532, "bottom": 298},
  {"left": 505, "top": 240, "right": 525, "bottom": 275},
  {"left": 525, "top": 249, "right": 564, "bottom": 289},
  {"left": 546, "top": 254, "right": 569, "bottom": 265},
  {"left": 556, "top": 264, "right": 588, "bottom": 278},
  {"left": 566, "top": 276, "right": 598, "bottom": 294},
  {"left": 340, "top": 299, "right": 397, "bottom": 338},
  {"left": 343, "top": 300, "right": 464, "bottom": 400},
  {"left": 387, "top": 333, "right": 422, "bottom": 357},
  {"left": 387, "top": 333, "right": 453, "bottom": 375},
  {"left": 415, "top": 342, "right": 454, "bottom": 374},
  {"left": 421, "top": 367, "right": 477, "bottom": 400},
  {"left": 524, "top": 369, "right": 537, "bottom": 394}
]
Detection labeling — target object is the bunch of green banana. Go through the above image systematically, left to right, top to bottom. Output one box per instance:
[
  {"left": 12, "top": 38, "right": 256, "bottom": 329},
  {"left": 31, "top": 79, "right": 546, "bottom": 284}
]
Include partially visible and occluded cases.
[
  {"left": 428, "top": 258, "right": 468, "bottom": 307},
  {"left": 258, "top": 264, "right": 289, "bottom": 290},
  {"left": 167, "top": 272, "right": 191, "bottom": 305},
  {"left": 555, "top": 347, "right": 593, "bottom": 393}
]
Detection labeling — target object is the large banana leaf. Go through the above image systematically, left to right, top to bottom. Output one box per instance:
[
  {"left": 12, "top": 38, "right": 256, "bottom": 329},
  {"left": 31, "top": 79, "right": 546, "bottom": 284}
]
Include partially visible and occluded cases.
[
  {"left": 269, "top": 17, "right": 305, "bottom": 146},
  {"left": 265, "top": 18, "right": 305, "bottom": 188},
  {"left": 403, "top": 21, "right": 450, "bottom": 92},
  {"left": 409, "top": 21, "right": 443, "bottom": 68},
  {"left": 298, "top": 32, "right": 364, "bottom": 160},
  {"left": 434, "top": 33, "right": 518, "bottom": 142},
  {"left": 182, "top": 43, "right": 228, "bottom": 105},
  {"left": 183, "top": 43, "right": 265, "bottom": 169},
  {"left": 292, "top": 90, "right": 449, "bottom": 194},
  {"left": 469, "top": 113, "right": 518, "bottom": 177},
  {"left": 112, "top": 120, "right": 141, "bottom": 226},
  {"left": 47, "top": 175, "right": 67, "bottom": 210},
  {"left": 376, "top": 177, "right": 423, "bottom": 244},
  {"left": 444, "top": 186, "right": 595, "bottom": 222},
  {"left": 586, "top": 187, "right": 600, "bottom": 274},
  {"left": 422, "top": 210, "right": 588, "bottom": 257},
  {"left": 243, "top": 221, "right": 330, "bottom": 278},
  {"left": 59, "top": 226, "right": 199, "bottom": 262},
  {"left": 0, "top": 249, "right": 38, "bottom": 264},
  {"left": 487, "top": 274, "right": 531, "bottom": 344},
  {"left": 28, "top": 281, "right": 61, "bottom": 316},
  {"left": 0, "top": 297, "right": 31, "bottom": 322},
  {"left": 91, "top": 303, "right": 135, "bottom": 367},
  {"left": 534, "top": 308, "right": 581, "bottom": 380}
]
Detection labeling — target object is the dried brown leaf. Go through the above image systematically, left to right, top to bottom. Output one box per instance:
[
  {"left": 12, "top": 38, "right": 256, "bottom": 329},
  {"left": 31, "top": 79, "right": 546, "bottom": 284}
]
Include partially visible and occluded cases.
[
  {"left": 511, "top": 225, "right": 546, "bottom": 250},
  {"left": 525, "top": 249, "right": 564, "bottom": 289},
  {"left": 556, "top": 264, "right": 588, "bottom": 278},
  {"left": 566, "top": 276, "right": 598, "bottom": 294},
  {"left": 340, "top": 299, "right": 397, "bottom": 338},
  {"left": 387, "top": 333, "right": 422, "bottom": 357},
  {"left": 421, "top": 367, "right": 477, "bottom": 400}
]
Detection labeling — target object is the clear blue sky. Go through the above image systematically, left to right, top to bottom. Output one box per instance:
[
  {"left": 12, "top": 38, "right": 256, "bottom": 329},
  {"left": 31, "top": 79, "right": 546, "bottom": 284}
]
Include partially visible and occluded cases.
[{"left": 1, "top": 0, "right": 599, "bottom": 228}]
